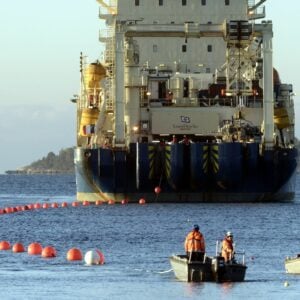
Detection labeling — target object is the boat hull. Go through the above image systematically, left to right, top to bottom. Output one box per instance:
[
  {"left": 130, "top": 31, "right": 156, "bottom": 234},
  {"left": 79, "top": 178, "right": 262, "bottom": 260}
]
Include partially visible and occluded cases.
[
  {"left": 75, "top": 142, "right": 298, "bottom": 202},
  {"left": 169, "top": 254, "right": 247, "bottom": 282},
  {"left": 285, "top": 257, "right": 300, "bottom": 274}
]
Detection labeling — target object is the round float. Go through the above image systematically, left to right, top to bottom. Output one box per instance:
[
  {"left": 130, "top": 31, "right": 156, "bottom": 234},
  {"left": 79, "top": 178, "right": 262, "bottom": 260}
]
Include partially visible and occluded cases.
[
  {"left": 0, "top": 241, "right": 11, "bottom": 250},
  {"left": 28, "top": 242, "right": 42, "bottom": 255},
  {"left": 12, "top": 243, "right": 25, "bottom": 253},
  {"left": 42, "top": 246, "right": 57, "bottom": 258},
  {"left": 67, "top": 248, "right": 82, "bottom": 261}
]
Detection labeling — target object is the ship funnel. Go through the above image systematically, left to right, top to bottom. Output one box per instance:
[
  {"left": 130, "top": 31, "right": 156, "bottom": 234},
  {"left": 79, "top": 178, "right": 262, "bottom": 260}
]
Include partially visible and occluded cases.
[{"left": 84, "top": 62, "right": 106, "bottom": 89}]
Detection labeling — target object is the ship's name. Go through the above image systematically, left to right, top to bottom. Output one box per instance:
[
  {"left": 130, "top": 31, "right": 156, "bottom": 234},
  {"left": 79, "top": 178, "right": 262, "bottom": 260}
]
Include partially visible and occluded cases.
[{"left": 172, "top": 124, "right": 198, "bottom": 130}]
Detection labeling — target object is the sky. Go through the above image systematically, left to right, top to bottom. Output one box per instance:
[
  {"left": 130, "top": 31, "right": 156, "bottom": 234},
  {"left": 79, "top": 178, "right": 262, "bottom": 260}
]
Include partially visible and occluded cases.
[{"left": 0, "top": 0, "right": 299, "bottom": 174}]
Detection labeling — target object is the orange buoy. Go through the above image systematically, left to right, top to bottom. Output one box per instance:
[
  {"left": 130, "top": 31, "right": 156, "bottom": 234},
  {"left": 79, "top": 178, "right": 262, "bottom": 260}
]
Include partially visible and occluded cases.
[
  {"left": 154, "top": 186, "right": 161, "bottom": 194},
  {"left": 139, "top": 198, "right": 146, "bottom": 205},
  {"left": 108, "top": 199, "right": 115, "bottom": 205},
  {"left": 82, "top": 200, "right": 90, "bottom": 206},
  {"left": 95, "top": 200, "right": 103, "bottom": 206},
  {"left": 72, "top": 201, "right": 80, "bottom": 207},
  {"left": 51, "top": 202, "right": 59, "bottom": 208},
  {"left": 61, "top": 202, "right": 68, "bottom": 208},
  {"left": 34, "top": 203, "right": 41, "bottom": 209},
  {"left": 42, "top": 203, "right": 49, "bottom": 209},
  {"left": 27, "top": 204, "right": 34, "bottom": 210},
  {"left": 22, "top": 205, "right": 29, "bottom": 211},
  {"left": 16, "top": 206, "right": 23, "bottom": 212},
  {"left": 4, "top": 207, "right": 13, "bottom": 214},
  {"left": 13, "top": 207, "right": 18, "bottom": 213},
  {"left": 0, "top": 209, "right": 4, "bottom": 214},
  {"left": 0, "top": 241, "right": 11, "bottom": 250},
  {"left": 12, "top": 242, "right": 25, "bottom": 253},
  {"left": 28, "top": 242, "right": 42, "bottom": 255},
  {"left": 42, "top": 246, "right": 57, "bottom": 258},
  {"left": 67, "top": 248, "right": 82, "bottom": 261},
  {"left": 96, "top": 249, "right": 105, "bottom": 265}
]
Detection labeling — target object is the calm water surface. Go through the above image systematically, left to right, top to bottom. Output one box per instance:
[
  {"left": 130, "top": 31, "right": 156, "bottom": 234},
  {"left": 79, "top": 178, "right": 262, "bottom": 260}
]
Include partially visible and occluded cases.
[{"left": 0, "top": 174, "right": 300, "bottom": 299}]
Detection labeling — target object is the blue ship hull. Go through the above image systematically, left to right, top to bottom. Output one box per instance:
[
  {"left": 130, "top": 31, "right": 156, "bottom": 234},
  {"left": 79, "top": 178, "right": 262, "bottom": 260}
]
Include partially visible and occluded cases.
[{"left": 75, "top": 142, "right": 298, "bottom": 202}]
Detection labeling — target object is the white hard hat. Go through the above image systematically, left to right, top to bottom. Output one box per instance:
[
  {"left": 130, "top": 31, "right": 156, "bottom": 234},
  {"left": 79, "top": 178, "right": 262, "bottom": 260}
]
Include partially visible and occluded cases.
[{"left": 226, "top": 231, "right": 233, "bottom": 237}]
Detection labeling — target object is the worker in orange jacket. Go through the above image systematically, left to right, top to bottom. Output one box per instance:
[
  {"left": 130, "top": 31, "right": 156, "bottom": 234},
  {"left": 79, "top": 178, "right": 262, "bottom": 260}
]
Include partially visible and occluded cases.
[
  {"left": 184, "top": 224, "right": 205, "bottom": 261},
  {"left": 221, "top": 231, "right": 235, "bottom": 262}
]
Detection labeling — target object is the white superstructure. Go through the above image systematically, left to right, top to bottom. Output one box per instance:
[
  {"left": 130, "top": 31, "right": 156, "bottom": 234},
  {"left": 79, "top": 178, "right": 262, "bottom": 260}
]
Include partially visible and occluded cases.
[{"left": 76, "top": 0, "right": 294, "bottom": 151}]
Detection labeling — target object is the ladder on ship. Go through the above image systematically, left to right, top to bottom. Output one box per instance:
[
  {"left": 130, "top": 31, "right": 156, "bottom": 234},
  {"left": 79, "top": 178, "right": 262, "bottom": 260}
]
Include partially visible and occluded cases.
[{"left": 97, "top": 0, "right": 117, "bottom": 113}]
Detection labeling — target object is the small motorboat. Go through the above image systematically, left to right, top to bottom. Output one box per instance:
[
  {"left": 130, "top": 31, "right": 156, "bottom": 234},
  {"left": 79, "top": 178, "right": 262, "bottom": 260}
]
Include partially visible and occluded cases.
[
  {"left": 170, "top": 241, "right": 247, "bottom": 283},
  {"left": 170, "top": 254, "right": 247, "bottom": 283},
  {"left": 285, "top": 255, "right": 300, "bottom": 274}
]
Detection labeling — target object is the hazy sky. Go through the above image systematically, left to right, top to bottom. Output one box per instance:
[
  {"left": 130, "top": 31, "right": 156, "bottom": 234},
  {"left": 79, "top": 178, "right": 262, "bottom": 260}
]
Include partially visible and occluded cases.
[{"left": 0, "top": 0, "right": 299, "bottom": 174}]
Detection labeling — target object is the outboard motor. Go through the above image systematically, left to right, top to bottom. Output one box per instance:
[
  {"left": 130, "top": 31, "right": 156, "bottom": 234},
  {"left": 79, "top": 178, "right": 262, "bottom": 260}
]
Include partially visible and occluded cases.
[{"left": 211, "top": 256, "right": 225, "bottom": 282}]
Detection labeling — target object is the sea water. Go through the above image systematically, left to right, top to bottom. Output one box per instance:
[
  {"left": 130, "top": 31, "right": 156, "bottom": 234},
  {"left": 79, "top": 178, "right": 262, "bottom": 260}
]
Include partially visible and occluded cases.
[{"left": 0, "top": 174, "right": 300, "bottom": 300}]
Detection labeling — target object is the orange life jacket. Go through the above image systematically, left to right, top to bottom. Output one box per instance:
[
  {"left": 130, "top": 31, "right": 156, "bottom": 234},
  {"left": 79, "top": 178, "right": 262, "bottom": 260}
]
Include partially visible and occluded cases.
[
  {"left": 184, "top": 230, "right": 205, "bottom": 252},
  {"left": 221, "top": 237, "right": 234, "bottom": 261}
]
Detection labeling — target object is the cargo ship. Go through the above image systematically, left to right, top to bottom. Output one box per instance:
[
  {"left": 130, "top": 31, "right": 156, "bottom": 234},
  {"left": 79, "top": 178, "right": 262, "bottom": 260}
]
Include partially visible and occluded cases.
[{"left": 73, "top": 0, "right": 297, "bottom": 202}]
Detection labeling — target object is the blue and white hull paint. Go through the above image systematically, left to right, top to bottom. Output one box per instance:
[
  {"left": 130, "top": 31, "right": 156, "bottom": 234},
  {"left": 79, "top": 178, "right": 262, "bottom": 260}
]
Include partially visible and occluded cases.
[{"left": 75, "top": 143, "right": 298, "bottom": 203}]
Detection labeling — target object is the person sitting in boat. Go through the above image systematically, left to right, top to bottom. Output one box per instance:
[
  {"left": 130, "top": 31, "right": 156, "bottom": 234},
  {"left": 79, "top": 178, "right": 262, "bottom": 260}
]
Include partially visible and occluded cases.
[
  {"left": 184, "top": 224, "right": 205, "bottom": 261},
  {"left": 221, "top": 231, "right": 235, "bottom": 262}
]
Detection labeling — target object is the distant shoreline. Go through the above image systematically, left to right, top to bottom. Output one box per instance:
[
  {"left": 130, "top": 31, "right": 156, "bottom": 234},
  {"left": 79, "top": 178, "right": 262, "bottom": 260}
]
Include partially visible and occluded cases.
[{"left": 5, "top": 170, "right": 74, "bottom": 175}]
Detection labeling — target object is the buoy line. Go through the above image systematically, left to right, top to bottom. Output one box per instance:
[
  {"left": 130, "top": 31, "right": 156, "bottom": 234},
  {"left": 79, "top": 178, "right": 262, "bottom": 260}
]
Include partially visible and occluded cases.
[{"left": 0, "top": 239, "right": 105, "bottom": 265}]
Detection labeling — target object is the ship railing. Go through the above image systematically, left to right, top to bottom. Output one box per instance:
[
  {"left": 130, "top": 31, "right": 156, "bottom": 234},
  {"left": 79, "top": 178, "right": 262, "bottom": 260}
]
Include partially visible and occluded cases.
[
  {"left": 97, "top": 0, "right": 117, "bottom": 18},
  {"left": 248, "top": 0, "right": 266, "bottom": 20},
  {"left": 99, "top": 29, "right": 114, "bottom": 44},
  {"left": 146, "top": 96, "right": 266, "bottom": 108},
  {"left": 147, "top": 97, "right": 237, "bottom": 108}
]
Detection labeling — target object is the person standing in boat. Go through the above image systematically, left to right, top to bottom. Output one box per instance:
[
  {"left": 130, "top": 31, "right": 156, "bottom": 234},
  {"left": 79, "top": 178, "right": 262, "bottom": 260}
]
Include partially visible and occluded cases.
[
  {"left": 184, "top": 224, "right": 205, "bottom": 261},
  {"left": 221, "top": 231, "right": 235, "bottom": 262}
]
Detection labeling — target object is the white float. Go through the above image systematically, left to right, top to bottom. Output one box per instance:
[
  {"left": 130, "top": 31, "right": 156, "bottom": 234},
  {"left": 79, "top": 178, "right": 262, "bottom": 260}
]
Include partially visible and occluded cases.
[{"left": 84, "top": 250, "right": 101, "bottom": 265}]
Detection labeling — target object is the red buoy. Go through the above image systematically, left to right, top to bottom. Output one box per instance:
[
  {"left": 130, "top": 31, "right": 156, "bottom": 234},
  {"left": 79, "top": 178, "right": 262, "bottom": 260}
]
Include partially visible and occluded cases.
[
  {"left": 154, "top": 186, "right": 161, "bottom": 194},
  {"left": 139, "top": 198, "right": 146, "bottom": 205},
  {"left": 108, "top": 199, "right": 115, "bottom": 205},
  {"left": 121, "top": 199, "right": 128, "bottom": 205},
  {"left": 82, "top": 200, "right": 90, "bottom": 206},
  {"left": 95, "top": 200, "right": 103, "bottom": 206},
  {"left": 72, "top": 201, "right": 80, "bottom": 207},
  {"left": 51, "top": 202, "right": 59, "bottom": 208},
  {"left": 61, "top": 202, "right": 68, "bottom": 207},
  {"left": 34, "top": 203, "right": 41, "bottom": 209},
  {"left": 42, "top": 203, "right": 49, "bottom": 209},
  {"left": 27, "top": 204, "right": 34, "bottom": 210},
  {"left": 16, "top": 206, "right": 23, "bottom": 212},
  {"left": 4, "top": 207, "right": 13, "bottom": 214},
  {"left": 0, "top": 241, "right": 11, "bottom": 250},
  {"left": 28, "top": 242, "right": 42, "bottom": 255},
  {"left": 12, "top": 243, "right": 25, "bottom": 253},
  {"left": 42, "top": 246, "right": 57, "bottom": 258},
  {"left": 67, "top": 248, "right": 82, "bottom": 261},
  {"left": 95, "top": 249, "right": 105, "bottom": 265}
]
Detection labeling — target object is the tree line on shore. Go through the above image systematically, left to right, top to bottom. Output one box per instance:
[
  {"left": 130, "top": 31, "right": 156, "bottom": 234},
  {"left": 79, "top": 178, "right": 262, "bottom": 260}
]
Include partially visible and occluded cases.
[{"left": 6, "top": 148, "right": 75, "bottom": 174}]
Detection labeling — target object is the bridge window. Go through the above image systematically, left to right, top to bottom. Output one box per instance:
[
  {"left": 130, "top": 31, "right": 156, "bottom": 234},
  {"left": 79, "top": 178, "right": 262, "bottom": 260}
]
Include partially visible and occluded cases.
[
  {"left": 135, "top": 0, "right": 139, "bottom": 6},
  {"left": 159, "top": 0, "right": 163, "bottom": 6},
  {"left": 182, "top": 0, "right": 187, "bottom": 5},
  {"left": 201, "top": 0, "right": 206, "bottom": 5},
  {"left": 225, "top": 0, "right": 230, "bottom": 5},
  {"left": 182, "top": 45, "right": 187, "bottom": 52},
  {"left": 207, "top": 45, "right": 212, "bottom": 52}
]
